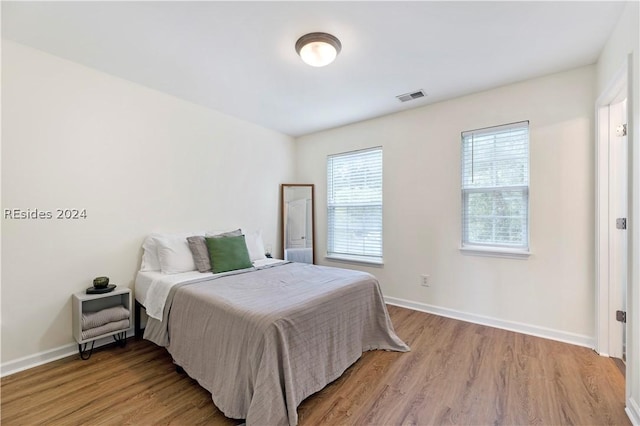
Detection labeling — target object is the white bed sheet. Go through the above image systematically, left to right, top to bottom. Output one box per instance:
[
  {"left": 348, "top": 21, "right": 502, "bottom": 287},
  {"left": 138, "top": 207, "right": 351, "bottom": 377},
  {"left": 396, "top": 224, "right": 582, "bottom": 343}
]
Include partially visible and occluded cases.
[
  {"left": 134, "top": 258, "right": 286, "bottom": 320},
  {"left": 134, "top": 270, "right": 204, "bottom": 306}
]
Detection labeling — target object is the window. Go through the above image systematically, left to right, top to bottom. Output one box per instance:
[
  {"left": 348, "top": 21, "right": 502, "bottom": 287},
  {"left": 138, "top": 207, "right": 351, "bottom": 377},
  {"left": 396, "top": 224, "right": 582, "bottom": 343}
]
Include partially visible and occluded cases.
[
  {"left": 461, "top": 121, "right": 529, "bottom": 255},
  {"left": 327, "top": 147, "right": 383, "bottom": 264}
]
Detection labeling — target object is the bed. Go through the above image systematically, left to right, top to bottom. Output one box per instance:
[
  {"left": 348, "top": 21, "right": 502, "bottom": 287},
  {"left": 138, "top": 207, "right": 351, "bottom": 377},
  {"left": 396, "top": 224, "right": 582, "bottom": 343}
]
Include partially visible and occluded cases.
[{"left": 135, "top": 233, "right": 409, "bottom": 426}]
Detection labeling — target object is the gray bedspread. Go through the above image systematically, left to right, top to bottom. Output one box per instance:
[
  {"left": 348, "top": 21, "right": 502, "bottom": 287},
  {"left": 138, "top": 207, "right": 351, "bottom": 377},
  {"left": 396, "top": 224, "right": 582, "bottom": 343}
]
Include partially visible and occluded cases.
[{"left": 144, "top": 262, "right": 409, "bottom": 425}]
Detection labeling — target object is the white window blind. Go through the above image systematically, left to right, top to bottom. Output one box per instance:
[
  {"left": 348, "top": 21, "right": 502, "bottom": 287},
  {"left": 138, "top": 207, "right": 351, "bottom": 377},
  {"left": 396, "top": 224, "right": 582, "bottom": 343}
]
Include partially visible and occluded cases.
[
  {"left": 461, "top": 121, "right": 529, "bottom": 251},
  {"left": 327, "top": 147, "right": 383, "bottom": 263}
]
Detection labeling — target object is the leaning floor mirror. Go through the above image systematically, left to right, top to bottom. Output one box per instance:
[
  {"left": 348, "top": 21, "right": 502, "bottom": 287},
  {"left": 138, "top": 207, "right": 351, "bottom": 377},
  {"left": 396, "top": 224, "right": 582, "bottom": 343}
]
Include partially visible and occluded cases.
[{"left": 281, "top": 184, "right": 315, "bottom": 264}]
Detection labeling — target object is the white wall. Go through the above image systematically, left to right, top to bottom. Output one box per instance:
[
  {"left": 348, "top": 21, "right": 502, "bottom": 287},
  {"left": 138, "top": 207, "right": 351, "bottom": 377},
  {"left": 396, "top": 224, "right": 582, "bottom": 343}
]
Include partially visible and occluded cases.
[
  {"left": 596, "top": 2, "right": 640, "bottom": 423},
  {"left": 1, "top": 40, "right": 295, "bottom": 365},
  {"left": 296, "top": 65, "right": 596, "bottom": 345}
]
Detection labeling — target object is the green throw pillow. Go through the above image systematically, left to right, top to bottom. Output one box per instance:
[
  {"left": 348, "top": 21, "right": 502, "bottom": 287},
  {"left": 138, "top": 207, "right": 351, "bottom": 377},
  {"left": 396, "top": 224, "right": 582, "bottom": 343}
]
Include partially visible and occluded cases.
[{"left": 206, "top": 235, "right": 253, "bottom": 273}]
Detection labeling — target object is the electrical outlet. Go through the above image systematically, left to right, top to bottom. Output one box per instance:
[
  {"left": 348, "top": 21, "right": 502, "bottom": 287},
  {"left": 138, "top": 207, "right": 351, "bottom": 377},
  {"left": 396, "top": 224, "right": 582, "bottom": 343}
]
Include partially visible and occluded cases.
[{"left": 421, "top": 274, "right": 430, "bottom": 287}]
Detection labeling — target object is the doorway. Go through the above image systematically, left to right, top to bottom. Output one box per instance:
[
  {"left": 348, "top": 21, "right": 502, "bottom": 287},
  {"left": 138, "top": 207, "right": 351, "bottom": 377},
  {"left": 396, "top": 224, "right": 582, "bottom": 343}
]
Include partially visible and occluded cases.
[
  {"left": 596, "top": 59, "right": 630, "bottom": 362},
  {"left": 608, "top": 95, "right": 628, "bottom": 361}
]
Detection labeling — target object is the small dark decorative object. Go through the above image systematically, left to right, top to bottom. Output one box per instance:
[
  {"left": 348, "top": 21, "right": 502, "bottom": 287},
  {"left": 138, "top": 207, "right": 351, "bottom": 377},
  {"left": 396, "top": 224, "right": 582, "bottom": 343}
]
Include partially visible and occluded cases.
[
  {"left": 86, "top": 276, "right": 115, "bottom": 294},
  {"left": 93, "top": 276, "right": 109, "bottom": 288},
  {"left": 86, "top": 284, "right": 116, "bottom": 294}
]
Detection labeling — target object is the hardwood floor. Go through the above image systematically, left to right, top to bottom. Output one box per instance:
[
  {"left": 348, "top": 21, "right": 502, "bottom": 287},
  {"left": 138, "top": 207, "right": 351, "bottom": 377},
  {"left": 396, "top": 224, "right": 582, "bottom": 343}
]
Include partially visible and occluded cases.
[{"left": 2, "top": 306, "right": 629, "bottom": 425}]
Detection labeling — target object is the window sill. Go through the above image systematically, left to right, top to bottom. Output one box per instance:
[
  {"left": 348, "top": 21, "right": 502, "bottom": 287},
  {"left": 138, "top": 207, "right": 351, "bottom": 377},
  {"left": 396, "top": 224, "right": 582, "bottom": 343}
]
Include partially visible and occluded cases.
[
  {"left": 460, "top": 245, "right": 531, "bottom": 259},
  {"left": 325, "top": 254, "right": 384, "bottom": 266}
]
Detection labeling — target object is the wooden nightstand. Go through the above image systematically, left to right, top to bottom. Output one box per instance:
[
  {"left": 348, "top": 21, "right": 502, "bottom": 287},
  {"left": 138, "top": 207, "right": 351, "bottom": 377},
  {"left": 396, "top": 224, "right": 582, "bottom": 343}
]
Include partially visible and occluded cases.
[{"left": 72, "top": 287, "right": 132, "bottom": 359}]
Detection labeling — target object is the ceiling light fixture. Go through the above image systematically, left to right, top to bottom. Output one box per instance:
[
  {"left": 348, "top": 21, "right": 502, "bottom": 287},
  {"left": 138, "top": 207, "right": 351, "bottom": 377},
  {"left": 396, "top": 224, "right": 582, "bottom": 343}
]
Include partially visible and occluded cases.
[{"left": 295, "top": 32, "right": 342, "bottom": 67}]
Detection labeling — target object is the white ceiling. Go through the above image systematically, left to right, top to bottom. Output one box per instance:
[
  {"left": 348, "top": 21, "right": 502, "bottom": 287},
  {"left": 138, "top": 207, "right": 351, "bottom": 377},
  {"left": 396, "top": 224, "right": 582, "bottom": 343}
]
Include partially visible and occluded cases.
[{"left": 2, "top": 1, "right": 626, "bottom": 137}]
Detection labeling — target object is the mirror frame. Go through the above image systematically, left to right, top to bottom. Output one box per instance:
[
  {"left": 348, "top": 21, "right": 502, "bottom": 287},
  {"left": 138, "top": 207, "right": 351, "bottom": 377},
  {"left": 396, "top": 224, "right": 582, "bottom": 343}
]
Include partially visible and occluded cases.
[{"left": 280, "top": 184, "right": 316, "bottom": 264}]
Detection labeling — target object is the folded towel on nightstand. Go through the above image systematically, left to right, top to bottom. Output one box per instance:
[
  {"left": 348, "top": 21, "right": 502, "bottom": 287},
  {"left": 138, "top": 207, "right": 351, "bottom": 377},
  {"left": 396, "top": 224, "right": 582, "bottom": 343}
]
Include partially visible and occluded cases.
[
  {"left": 82, "top": 305, "right": 129, "bottom": 330},
  {"left": 81, "top": 319, "right": 130, "bottom": 340}
]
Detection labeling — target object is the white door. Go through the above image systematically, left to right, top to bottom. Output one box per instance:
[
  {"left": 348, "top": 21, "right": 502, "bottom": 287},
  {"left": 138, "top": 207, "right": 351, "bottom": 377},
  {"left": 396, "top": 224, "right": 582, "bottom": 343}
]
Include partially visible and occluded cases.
[
  {"left": 608, "top": 94, "right": 628, "bottom": 361},
  {"left": 286, "top": 198, "right": 307, "bottom": 249}
]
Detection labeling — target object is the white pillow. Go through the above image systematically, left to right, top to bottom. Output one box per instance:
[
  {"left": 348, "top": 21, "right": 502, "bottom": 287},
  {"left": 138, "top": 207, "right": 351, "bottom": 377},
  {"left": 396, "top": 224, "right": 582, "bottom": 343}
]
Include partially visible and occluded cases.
[
  {"left": 244, "top": 229, "right": 266, "bottom": 262},
  {"left": 139, "top": 231, "right": 205, "bottom": 273},
  {"left": 140, "top": 234, "right": 162, "bottom": 271},
  {"left": 154, "top": 235, "right": 197, "bottom": 274}
]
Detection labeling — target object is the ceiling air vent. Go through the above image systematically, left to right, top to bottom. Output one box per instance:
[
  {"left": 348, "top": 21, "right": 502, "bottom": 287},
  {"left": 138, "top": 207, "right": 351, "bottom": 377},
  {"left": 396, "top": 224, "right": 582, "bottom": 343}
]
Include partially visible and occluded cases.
[{"left": 396, "top": 90, "right": 426, "bottom": 103}]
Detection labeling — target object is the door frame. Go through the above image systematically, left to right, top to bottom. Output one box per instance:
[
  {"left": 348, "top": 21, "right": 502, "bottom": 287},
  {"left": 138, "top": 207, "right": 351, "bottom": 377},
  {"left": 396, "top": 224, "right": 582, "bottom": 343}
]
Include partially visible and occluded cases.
[{"left": 595, "top": 57, "right": 630, "bottom": 358}]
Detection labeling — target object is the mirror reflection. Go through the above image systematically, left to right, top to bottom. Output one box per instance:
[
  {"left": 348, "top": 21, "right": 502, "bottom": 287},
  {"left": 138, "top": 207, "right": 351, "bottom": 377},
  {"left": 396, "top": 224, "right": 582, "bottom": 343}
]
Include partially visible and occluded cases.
[{"left": 281, "top": 184, "right": 315, "bottom": 264}]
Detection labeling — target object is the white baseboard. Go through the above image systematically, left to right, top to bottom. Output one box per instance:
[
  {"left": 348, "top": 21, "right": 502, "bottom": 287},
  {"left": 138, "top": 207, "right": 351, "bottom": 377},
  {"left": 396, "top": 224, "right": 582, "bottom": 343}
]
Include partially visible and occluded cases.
[
  {"left": 385, "top": 296, "right": 595, "bottom": 349},
  {"left": 1, "top": 329, "right": 134, "bottom": 377},
  {"left": 627, "top": 397, "right": 640, "bottom": 426}
]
